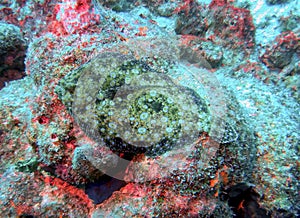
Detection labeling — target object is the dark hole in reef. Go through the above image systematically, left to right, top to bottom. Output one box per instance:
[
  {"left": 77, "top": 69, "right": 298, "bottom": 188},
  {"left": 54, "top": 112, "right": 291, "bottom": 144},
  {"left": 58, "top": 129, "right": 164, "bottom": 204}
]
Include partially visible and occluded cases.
[
  {"left": 0, "top": 44, "right": 27, "bottom": 90},
  {"left": 0, "top": 63, "right": 26, "bottom": 89},
  {"left": 84, "top": 151, "right": 135, "bottom": 204},
  {"left": 41, "top": 153, "right": 130, "bottom": 205},
  {"left": 40, "top": 155, "right": 130, "bottom": 205},
  {"left": 84, "top": 174, "right": 127, "bottom": 204},
  {"left": 219, "top": 183, "right": 271, "bottom": 218},
  {"left": 18, "top": 215, "right": 35, "bottom": 218}
]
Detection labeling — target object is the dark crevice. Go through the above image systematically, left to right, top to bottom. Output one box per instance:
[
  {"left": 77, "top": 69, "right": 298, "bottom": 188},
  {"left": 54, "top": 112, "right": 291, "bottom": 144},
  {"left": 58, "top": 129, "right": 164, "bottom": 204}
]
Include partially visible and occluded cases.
[
  {"left": 84, "top": 174, "right": 127, "bottom": 204},
  {"left": 220, "top": 183, "right": 271, "bottom": 218}
]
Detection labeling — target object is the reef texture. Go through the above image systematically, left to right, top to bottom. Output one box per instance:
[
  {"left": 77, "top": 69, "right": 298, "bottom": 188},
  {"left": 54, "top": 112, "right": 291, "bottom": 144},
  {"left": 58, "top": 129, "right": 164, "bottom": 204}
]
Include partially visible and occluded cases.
[
  {"left": 0, "top": 0, "right": 299, "bottom": 217},
  {"left": 175, "top": 0, "right": 255, "bottom": 49},
  {"left": 0, "top": 22, "right": 27, "bottom": 89},
  {"left": 260, "top": 31, "right": 299, "bottom": 69}
]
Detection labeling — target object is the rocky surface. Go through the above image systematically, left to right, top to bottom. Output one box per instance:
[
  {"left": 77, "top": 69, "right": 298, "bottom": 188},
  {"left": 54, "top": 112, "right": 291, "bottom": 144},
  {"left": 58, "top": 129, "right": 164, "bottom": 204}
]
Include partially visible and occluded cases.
[
  {"left": 0, "top": 0, "right": 299, "bottom": 217},
  {"left": 0, "top": 22, "right": 27, "bottom": 89}
]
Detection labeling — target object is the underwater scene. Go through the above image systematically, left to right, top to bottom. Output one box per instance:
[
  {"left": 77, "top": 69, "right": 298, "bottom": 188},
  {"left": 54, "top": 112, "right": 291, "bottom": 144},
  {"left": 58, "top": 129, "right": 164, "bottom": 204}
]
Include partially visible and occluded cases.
[{"left": 0, "top": 0, "right": 299, "bottom": 217}]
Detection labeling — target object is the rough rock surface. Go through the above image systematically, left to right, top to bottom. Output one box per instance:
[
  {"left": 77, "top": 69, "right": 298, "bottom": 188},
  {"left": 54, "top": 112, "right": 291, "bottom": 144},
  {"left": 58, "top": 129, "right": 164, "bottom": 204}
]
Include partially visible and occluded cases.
[
  {"left": 0, "top": 0, "right": 299, "bottom": 217},
  {"left": 0, "top": 22, "right": 26, "bottom": 89}
]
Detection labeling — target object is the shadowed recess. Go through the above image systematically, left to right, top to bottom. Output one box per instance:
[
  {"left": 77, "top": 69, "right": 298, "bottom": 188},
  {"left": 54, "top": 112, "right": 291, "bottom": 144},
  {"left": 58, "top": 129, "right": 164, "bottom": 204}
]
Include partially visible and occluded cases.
[{"left": 84, "top": 174, "right": 127, "bottom": 204}]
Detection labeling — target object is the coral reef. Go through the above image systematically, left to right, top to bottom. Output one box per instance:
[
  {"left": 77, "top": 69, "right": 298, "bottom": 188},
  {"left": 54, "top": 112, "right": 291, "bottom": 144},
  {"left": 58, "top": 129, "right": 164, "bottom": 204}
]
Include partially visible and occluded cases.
[
  {"left": 0, "top": 0, "right": 299, "bottom": 217},
  {"left": 47, "top": 0, "right": 101, "bottom": 36},
  {"left": 93, "top": 0, "right": 136, "bottom": 12},
  {"left": 175, "top": 0, "right": 255, "bottom": 49},
  {"left": 265, "top": 0, "right": 290, "bottom": 5},
  {"left": 0, "top": 22, "right": 27, "bottom": 89},
  {"left": 260, "top": 31, "right": 299, "bottom": 69}
]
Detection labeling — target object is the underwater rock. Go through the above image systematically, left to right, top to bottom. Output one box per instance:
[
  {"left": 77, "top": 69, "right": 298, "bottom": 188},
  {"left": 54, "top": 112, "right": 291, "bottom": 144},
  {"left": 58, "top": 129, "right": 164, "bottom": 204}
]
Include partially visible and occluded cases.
[
  {"left": 0, "top": 0, "right": 299, "bottom": 216},
  {"left": 48, "top": 0, "right": 100, "bottom": 36},
  {"left": 92, "top": 0, "right": 135, "bottom": 12},
  {"left": 265, "top": 0, "right": 290, "bottom": 5},
  {"left": 175, "top": 1, "right": 255, "bottom": 49},
  {"left": 175, "top": 1, "right": 209, "bottom": 37},
  {"left": 156, "top": 2, "right": 178, "bottom": 17},
  {"left": 279, "top": 12, "right": 300, "bottom": 32},
  {"left": 0, "top": 22, "right": 26, "bottom": 89},
  {"left": 0, "top": 22, "right": 25, "bottom": 55},
  {"left": 260, "top": 31, "right": 299, "bottom": 69},
  {"left": 195, "top": 40, "right": 224, "bottom": 68},
  {"left": 72, "top": 144, "right": 119, "bottom": 181}
]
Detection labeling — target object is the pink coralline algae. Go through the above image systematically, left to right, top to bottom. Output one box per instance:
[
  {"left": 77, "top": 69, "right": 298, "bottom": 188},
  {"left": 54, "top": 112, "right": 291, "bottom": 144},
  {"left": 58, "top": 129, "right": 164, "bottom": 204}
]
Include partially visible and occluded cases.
[
  {"left": 0, "top": 0, "right": 299, "bottom": 217},
  {"left": 47, "top": 0, "right": 101, "bottom": 36},
  {"left": 175, "top": 0, "right": 255, "bottom": 49},
  {"left": 260, "top": 31, "right": 300, "bottom": 69}
]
